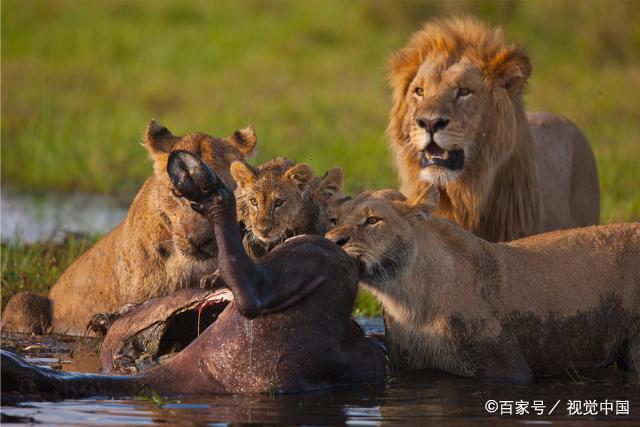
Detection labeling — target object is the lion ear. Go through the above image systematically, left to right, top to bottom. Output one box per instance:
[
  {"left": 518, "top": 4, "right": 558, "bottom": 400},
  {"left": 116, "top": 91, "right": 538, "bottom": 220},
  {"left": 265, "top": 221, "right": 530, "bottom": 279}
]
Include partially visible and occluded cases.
[
  {"left": 489, "top": 47, "right": 531, "bottom": 97},
  {"left": 144, "top": 119, "right": 178, "bottom": 156},
  {"left": 229, "top": 126, "right": 257, "bottom": 157},
  {"left": 230, "top": 161, "right": 256, "bottom": 190},
  {"left": 285, "top": 163, "right": 314, "bottom": 191},
  {"left": 315, "top": 167, "right": 343, "bottom": 200},
  {"left": 407, "top": 185, "right": 439, "bottom": 218}
]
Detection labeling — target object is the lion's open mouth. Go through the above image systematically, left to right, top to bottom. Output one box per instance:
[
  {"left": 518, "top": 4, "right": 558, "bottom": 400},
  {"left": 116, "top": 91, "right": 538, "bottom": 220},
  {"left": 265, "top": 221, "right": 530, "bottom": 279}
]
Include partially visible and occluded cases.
[{"left": 419, "top": 142, "right": 464, "bottom": 171}]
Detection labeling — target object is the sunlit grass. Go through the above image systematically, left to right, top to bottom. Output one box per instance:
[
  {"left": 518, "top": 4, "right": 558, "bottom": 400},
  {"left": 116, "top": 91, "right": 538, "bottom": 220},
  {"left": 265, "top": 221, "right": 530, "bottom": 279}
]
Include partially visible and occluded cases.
[
  {"left": 2, "top": 0, "right": 638, "bottom": 222},
  {"left": 1, "top": 236, "right": 100, "bottom": 309},
  {"left": 0, "top": 237, "right": 383, "bottom": 316},
  {"left": 354, "top": 289, "right": 383, "bottom": 317}
]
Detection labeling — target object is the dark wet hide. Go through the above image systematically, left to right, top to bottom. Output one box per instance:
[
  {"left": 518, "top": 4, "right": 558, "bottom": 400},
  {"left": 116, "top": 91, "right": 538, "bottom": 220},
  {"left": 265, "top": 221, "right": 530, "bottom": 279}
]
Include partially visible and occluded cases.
[
  {"left": 101, "top": 288, "right": 232, "bottom": 373},
  {"left": 434, "top": 293, "right": 639, "bottom": 382},
  {"left": 502, "top": 293, "right": 640, "bottom": 375},
  {"left": 112, "top": 300, "right": 229, "bottom": 373}
]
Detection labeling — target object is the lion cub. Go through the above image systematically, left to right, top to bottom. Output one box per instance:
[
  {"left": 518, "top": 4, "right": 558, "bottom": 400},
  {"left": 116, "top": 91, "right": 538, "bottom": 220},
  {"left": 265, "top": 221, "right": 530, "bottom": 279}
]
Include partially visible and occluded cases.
[
  {"left": 2, "top": 121, "right": 256, "bottom": 335},
  {"left": 230, "top": 157, "right": 343, "bottom": 258},
  {"left": 327, "top": 187, "right": 639, "bottom": 383}
]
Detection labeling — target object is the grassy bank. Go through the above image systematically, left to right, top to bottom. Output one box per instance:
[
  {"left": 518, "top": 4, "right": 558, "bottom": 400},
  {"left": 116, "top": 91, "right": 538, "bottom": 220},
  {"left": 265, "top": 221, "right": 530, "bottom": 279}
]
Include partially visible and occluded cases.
[
  {"left": 2, "top": 1, "right": 639, "bottom": 317},
  {"left": 1, "top": 236, "right": 99, "bottom": 309},
  {"left": 0, "top": 237, "right": 383, "bottom": 316}
]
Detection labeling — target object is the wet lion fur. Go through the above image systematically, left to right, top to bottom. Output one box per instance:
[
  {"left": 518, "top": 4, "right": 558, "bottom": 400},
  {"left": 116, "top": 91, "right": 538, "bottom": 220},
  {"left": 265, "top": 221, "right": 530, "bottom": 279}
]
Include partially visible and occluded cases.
[
  {"left": 387, "top": 16, "right": 599, "bottom": 242},
  {"left": 327, "top": 187, "right": 639, "bottom": 382}
]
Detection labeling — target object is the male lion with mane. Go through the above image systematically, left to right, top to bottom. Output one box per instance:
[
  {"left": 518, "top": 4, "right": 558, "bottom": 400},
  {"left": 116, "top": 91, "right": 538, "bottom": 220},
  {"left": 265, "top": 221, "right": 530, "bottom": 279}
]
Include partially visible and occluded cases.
[{"left": 388, "top": 16, "right": 599, "bottom": 241}]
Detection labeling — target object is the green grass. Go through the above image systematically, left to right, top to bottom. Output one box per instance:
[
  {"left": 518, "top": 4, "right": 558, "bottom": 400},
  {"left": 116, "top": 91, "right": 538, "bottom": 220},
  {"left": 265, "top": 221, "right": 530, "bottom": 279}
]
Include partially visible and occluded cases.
[
  {"left": 2, "top": 0, "right": 639, "bottom": 317},
  {"left": 2, "top": 0, "right": 639, "bottom": 222},
  {"left": 0, "top": 235, "right": 383, "bottom": 316},
  {"left": 0, "top": 236, "right": 383, "bottom": 316},
  {"left": 1, "top": 236, "right": 100, "bottom": 309},
  {"left": 354, "top": 289, "right": 384, "bottom": 317}
]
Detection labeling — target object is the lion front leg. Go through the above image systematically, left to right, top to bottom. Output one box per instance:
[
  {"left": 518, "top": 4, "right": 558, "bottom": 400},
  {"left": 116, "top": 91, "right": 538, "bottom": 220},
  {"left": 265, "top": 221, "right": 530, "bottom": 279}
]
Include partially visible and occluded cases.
[
  {"left": 448, "top": 316, "right": 534, "bottom": 384},
  {"left": 477, "top": 340, "right": 534, "bottom": 384}
]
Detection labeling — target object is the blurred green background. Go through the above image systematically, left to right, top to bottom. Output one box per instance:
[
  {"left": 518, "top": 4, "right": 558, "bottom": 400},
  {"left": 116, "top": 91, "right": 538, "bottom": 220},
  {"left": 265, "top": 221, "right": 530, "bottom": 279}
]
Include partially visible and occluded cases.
[{"left": 2, "top": 0, "right": 639, "bottom": 314}]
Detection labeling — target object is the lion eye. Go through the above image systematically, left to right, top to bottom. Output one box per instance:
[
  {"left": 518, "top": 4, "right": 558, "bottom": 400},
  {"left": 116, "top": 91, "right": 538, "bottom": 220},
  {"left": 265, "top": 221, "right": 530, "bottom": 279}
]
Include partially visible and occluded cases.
[
  {"left": 414, "top": 87, "right": 424, "bottom": 97},
  {"left": 457, "top": 87, "right": 471, "bottom": 97},
  {"left": 171, "top": 189, "right": 182, "bottom": 198},
  {"left": 249, "top": 198, "right": 258, "bottom": 207},
  {"left": 273, "top": 198, "right": 285, "bottom": 208},
  {"left": 366, "top": 216, "right": 381, "bottom": 225}
]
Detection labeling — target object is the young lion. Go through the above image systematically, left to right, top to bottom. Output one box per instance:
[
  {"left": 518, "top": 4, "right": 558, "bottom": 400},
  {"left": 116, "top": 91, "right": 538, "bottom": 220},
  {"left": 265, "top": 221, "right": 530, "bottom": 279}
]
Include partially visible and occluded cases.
[
  {"left": 387, "top": 16, "right": 599, "bottom": 242},
  {"left": 2, "top": 120, "right": 256, "bottom": 335},
  {"left": 230, "top": 157, "right": 343, "bottom": 258},
  {"left": 326, "top": 188, "right": 639, "bottom": 383}
]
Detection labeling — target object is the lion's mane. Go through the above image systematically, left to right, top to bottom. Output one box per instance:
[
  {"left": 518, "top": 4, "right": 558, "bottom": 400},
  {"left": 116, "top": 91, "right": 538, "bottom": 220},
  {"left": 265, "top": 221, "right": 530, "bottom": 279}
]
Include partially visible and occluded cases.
[{"left": 387, "top": 16, "right": 541, "bottom": 242}]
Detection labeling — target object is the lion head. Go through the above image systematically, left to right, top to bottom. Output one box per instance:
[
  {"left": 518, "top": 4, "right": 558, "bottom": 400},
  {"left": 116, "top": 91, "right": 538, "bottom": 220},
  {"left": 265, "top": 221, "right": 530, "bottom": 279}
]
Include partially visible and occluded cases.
[
  {"left": 387, "top": 16, "right": 541, "bottom": 242},
  {"left": 388, "top": 16, "right": 531, "bottom": 188},
  {"left": 144, "top": 120, "right": 256, "bottom": 260},
  {"left": 231, "top": 157, "right": 315, "bottom": 247},
  {"left": 231, "top": 158, "right": 344, "bottom": 252},
  {"left": 312, "top": 167, "right": 345, "bottom": 231},
  {"left": 325, "top": 187, "right": 438, "bottom": 287}
]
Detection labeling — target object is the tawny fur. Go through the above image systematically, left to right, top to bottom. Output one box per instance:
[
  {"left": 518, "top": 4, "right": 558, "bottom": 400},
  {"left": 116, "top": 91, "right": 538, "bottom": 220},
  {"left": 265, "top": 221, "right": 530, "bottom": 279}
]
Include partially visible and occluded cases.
[
  {"left": 387, "top": 16, "right": 599, "bottom": 242},
  {"left": 1, "top": 121, "right": 256, "bottom": 335},
  {"left": 231, "top": 157, "right": 343, "bottom": 257},
  {"left": 327, "top": 188, "right": 639, "bottom": 382},
  {"left": 1, "top": 294, "right": 50, "bottom": 335}
]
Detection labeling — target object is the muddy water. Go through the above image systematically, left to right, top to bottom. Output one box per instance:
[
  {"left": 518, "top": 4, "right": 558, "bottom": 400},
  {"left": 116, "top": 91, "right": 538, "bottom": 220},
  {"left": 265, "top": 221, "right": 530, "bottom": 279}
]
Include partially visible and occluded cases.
[
  {"left": 1, "top": 192, "right": 128, "bottom": 243},
  {"left": 1, "top": 319, "right": 638, "bottom": 425}
]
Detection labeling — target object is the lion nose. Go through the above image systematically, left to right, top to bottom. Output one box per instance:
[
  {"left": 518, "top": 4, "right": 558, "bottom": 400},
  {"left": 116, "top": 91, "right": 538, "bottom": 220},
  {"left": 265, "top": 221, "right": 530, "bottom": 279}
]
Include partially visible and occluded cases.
[
  {"left": 416, "top": 117, "right": 450, "bottom": 134},
  {"left": 328, "top": 234, "right": 350, "bottom": 247}
]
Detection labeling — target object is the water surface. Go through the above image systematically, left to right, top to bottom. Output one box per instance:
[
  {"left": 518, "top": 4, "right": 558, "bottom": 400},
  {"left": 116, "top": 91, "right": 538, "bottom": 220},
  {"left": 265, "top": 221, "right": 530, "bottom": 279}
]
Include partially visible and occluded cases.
[
  {"left": 1, "top": 192, "right": 128, "bottom": 243},
  {"left": 1, "top": 319, "right": 638, "bottom": 426}
]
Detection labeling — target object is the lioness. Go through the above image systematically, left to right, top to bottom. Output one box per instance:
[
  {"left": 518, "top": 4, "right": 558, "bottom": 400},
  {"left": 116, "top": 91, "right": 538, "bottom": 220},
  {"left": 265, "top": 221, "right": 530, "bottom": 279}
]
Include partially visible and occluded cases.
[
  {"left": 388, "top": 16, "right": 600, "bottom": 241},
  {"left": 2, "top": 120, "right": 256, "bottom": 335},
  {"left": 231, "top": 157, "right": 343, "bottom": 258},
  {"left": 326, "top": 187, "right": 639, "bottom": 383}
]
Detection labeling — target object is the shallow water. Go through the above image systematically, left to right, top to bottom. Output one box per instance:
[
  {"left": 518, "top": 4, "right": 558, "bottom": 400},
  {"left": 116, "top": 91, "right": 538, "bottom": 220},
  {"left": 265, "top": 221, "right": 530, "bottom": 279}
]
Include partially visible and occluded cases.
[
  {"left": 0, "top": 191, "right": 128, "bottom": 243},
  {"left": 1, "top": 319, "right": 638, "bottom": 425}
]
